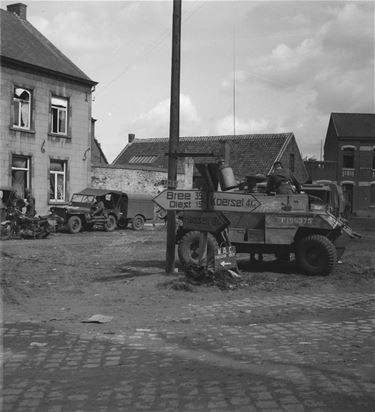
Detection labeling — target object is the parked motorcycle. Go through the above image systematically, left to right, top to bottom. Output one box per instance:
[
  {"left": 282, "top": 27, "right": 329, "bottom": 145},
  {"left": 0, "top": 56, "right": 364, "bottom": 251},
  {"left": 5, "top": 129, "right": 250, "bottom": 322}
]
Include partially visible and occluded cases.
[{"left": 0, "top": 208, "right": 51, "bottom": 240}]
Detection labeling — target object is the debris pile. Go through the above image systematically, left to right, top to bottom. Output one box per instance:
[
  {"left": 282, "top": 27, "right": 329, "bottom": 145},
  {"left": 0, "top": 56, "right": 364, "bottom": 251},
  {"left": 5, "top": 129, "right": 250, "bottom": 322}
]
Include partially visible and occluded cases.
[{"left": 183, "top": 264, "right": 242, "bottom": 290}]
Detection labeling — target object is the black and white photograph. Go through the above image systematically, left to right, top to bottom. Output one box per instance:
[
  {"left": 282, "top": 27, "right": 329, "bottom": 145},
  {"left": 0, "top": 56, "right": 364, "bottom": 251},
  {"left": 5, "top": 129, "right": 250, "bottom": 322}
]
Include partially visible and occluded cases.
[{"left": 1, "top": 0, "right": 374, "bottom": 410}]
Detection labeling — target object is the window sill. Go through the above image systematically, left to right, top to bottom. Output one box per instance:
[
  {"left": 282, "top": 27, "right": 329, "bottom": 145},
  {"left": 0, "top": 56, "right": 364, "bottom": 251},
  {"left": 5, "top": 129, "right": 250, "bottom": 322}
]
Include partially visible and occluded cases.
[
  {"left": 10, "top": 126, "right": 35, "bottom": 135},
  {"left": 48, "top": 133, "right": 71, "bottom": 140},
  {"left": 49, "top": 201, "right": 68, "bottom": 206}
]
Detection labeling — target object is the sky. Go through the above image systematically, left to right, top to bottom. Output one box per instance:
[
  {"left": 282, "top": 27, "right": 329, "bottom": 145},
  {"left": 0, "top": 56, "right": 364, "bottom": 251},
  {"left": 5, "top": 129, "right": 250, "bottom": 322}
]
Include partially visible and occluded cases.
[{"left": 4, "top": 0, "right": 374, "bottom": 162}]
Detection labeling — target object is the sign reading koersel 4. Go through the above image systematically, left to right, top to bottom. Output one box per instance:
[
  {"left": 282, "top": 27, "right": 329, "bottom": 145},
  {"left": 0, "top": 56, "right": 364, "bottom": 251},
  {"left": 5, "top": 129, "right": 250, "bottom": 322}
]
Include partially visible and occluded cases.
[{"left": 153, "top": 190, "right": 261, "bottom": 213}]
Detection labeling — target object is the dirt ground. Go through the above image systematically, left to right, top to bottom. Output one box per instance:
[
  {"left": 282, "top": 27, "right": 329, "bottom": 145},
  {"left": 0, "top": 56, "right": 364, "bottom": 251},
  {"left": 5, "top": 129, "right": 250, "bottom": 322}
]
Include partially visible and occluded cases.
[{"left": 1, "top": 218, "right": 374, "bottom": 337}]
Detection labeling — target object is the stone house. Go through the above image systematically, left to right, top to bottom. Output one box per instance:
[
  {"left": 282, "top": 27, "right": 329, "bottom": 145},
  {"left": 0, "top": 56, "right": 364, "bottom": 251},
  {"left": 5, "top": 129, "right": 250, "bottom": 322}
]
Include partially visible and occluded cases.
[
  {"left": 0, "top": 3, "right": 97, "bottom": 214},
  {"left": 305, "top": 113, "right": 375, "bottom": 216}
]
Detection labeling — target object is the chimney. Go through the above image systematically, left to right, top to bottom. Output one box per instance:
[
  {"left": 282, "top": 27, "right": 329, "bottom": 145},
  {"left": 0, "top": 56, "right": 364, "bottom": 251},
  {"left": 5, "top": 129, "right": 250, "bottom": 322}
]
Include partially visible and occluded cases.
[
  {"left": 7, "top": 3, "right": 27, "bottom": 20},
  {"left": 128, "top": 133, "right": 135, "bottom": 144}
]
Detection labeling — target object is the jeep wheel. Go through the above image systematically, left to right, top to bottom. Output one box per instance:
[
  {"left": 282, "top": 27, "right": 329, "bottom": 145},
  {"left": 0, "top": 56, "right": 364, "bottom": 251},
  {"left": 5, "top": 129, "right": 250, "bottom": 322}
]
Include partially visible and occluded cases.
[
  {"left": 104, "top": 215, "right": 117, "bottom": 232},
  {"left": 131, "top": 215, "right": 145, "bottom": 231},
  {"left": 67, "top": 216, "right": 82, "bottom": 234},
  {"left": 117, "top": 217, "right": 128, "bottom": 229},
  {"left": 1, "top": 222, "right": 12, "bottom": 240},
  {"left": 177, "top": 230, "right": 218, "bottom": 266},
  {"left": 296, "top": 234, "right": 337, "bottom": 276}
]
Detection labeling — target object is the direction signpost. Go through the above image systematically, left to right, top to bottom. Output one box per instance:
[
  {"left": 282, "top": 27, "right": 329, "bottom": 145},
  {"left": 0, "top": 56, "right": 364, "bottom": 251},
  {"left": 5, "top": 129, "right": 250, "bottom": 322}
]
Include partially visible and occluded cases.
[
  {"left": 153, "top": 189, "right": 261, "bottom": 213},
  {"left": 153, "top": 189, "right": 244, "bottom": 272}
]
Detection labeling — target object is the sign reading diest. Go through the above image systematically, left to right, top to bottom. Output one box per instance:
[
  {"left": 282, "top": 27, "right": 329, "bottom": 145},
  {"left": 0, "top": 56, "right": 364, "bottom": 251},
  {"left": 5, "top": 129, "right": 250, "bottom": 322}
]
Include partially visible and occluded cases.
[{"left": 153, "top": 190, "right": 261, "bottom": 213}]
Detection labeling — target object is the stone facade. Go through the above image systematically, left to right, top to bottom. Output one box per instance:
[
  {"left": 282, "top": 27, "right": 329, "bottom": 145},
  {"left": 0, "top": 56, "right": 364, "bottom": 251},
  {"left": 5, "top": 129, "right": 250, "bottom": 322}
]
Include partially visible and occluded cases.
[{"left": 0, "top": 66, "right": 93, "bottom": 215}]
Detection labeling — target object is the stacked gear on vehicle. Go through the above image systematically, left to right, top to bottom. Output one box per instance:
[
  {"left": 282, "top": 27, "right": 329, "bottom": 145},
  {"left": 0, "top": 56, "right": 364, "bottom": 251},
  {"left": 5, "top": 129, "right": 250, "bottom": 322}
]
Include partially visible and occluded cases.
[{"left": 176, "top": 165, "right": 360, "bottom": 277}]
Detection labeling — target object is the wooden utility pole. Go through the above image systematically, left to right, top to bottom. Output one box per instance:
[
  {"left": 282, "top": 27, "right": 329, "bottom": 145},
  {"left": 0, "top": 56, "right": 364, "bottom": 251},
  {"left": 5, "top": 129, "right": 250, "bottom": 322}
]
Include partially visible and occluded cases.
[{"left": 166, "top": 0, "right": 182, "bottom": 273}]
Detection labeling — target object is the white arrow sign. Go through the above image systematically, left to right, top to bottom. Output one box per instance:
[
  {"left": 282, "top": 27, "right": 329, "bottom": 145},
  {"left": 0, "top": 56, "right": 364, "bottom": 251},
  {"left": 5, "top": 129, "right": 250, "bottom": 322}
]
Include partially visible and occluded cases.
[{"left": 153, "top": 190, "right": 261, "bottom": 212}]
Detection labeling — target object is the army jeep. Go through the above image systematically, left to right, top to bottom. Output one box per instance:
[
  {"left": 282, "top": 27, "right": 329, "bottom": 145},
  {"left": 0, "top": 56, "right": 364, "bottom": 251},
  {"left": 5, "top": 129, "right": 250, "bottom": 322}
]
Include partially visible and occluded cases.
[{"left": 50, "top": 188, "right": 154, "bottom": 234}]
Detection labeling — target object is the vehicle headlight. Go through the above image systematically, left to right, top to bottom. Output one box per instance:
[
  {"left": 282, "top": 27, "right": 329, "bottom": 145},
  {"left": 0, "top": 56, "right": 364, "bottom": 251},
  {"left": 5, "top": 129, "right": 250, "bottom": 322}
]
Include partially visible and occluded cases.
[{"left": 310, "top": 203, "right": 326, "bottom": 212}]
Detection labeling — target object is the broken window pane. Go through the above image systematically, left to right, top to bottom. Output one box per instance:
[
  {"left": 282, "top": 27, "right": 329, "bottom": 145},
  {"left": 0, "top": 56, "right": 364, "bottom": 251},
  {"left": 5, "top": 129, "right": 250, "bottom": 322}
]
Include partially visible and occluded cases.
[{"left": 13, "top": 87, "right": 31, "bottom": 129}]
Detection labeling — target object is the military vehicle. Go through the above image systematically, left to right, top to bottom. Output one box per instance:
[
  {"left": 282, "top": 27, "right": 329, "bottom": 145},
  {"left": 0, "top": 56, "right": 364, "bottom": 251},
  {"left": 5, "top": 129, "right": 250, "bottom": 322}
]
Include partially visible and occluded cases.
[
  {"left": 176, "top": 168, "right": 358, "bottom": 276},
  {"left": 50, "top": 188, "right": 154, "bottom": 234}
]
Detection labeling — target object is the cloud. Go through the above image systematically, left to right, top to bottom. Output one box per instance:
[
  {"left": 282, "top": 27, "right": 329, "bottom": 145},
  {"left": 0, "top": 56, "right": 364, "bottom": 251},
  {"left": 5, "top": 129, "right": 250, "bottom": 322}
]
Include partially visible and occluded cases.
[
  {"left": 240, "top": 2, "right": 373, "bottom": 91},
  {"left": 29, "top": 10, "right": 119, "bottom": 52},
  {"left": 131, "top": 94, "right": 200, "bottom": 138},
  {"left": 215, "top": 115, "right": 269, "bottom": 135}
]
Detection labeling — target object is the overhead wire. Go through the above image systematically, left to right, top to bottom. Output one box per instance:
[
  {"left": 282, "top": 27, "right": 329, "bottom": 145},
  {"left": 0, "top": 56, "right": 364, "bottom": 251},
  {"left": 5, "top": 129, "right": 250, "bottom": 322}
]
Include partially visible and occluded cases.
[{"left": 95, "top": 1, "right": 206, "bottom": 96}]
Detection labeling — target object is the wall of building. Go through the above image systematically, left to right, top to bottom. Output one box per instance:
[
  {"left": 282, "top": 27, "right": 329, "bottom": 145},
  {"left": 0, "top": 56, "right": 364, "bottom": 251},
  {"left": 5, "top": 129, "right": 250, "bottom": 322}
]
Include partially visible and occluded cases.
[
  {"left": 0, "top": 65, "right": 93, "bottom": 214},
  {"left": 323, "top": 120, "right": 339, "bottom": 162},
  {"left": 279, "top": 136, "right": 310, "bottom": 183},
  {"left": 91, "top": 160, "right": 194, "bottom": 195},
  {"left": 304, "top": 161, "right": 337, "bottom": 182}
]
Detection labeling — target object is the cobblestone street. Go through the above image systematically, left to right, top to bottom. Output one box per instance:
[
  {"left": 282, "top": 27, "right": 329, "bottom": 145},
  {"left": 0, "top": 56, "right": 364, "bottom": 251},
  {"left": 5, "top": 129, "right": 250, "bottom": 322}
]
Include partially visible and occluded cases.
[{"left": 2, "top": 291, "right": 374, "bottom": 412}]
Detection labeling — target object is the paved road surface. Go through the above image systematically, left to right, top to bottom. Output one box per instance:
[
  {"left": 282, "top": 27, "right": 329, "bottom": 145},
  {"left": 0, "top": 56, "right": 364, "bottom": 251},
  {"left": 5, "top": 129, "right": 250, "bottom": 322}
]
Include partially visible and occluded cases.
[{"left": 2, "top": 291, "right": 375, "bottom": 411}]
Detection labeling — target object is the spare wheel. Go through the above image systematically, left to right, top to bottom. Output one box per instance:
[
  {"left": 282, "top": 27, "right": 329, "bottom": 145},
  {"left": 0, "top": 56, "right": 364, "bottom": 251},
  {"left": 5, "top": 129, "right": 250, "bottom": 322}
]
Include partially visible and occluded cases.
[{"left": 178, "top": 230, "right": 218, "bottom": 266}]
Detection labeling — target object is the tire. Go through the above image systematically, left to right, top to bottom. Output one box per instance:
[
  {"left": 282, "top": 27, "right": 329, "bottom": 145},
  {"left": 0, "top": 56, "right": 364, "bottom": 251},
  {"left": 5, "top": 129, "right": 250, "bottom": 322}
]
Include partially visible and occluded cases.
[
  {"left": 156, "top": 208, "right": 167, "bottom": 220},
  {"left": 104, "top": 215, "right": 117, "bottom": 232},
  {"left": 131, "top": 215, "right": 145, "bottom": 231},
  {"left": 67, "top": 216, "right": 82, "bottom": 234},
  {"left": 117, "top": 217, "right": 128, "bottom": 229},
  {"left": 1, "top": 223, "right": 12, "bottom": 240},
  {"left": 84, "top": 223, "right": 94, "bottom": 231},
  {"left": 177, "top": 230, "right": 218, "bottom": 266},
  {"left": 296, "top": 234, "right": 337, "bottom": 276}
]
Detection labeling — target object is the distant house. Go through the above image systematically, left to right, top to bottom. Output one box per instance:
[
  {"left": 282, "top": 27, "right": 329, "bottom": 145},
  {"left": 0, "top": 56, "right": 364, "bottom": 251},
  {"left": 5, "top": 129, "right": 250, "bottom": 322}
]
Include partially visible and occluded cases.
[
  {"left": 0, "top": 3, "right": 97, "bottom": 214},
  {"left": 305, "top": 113, "right": 375, "bottom": 216},
  {"left": 112, "top": 132, "right": 309, "bottom": 189}
]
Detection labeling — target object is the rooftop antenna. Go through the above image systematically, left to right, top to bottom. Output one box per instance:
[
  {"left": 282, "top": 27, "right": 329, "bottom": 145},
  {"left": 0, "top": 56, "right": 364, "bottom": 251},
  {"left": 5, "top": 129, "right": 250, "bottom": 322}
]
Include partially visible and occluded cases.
[{"left": 233, "top": 24, "right": 236, "bottom": 137}]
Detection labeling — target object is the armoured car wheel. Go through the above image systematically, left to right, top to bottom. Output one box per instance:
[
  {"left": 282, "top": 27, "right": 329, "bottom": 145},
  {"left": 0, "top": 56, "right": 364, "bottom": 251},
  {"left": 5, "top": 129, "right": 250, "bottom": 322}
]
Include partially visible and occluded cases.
[
  {"left": 104, "top": 215, "right": 117, "bottom": 232},
  {"left": 132, "top": 215, "right": 145, "bottom": 231},
  {"left": 67, "top": 216, "right": 82, "bottom": 234},
  {"left": 177, "top": 230, "right": 218, "bottom": 266},
  {"left": 296, "top": 234, "right": 337, "bottom": 276}
]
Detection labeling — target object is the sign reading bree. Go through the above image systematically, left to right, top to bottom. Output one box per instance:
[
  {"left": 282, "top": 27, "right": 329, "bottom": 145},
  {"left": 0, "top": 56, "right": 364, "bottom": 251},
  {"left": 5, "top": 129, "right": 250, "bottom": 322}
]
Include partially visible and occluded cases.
[{"left": 153, "top": 190, "right": 261, "bottom": 212}]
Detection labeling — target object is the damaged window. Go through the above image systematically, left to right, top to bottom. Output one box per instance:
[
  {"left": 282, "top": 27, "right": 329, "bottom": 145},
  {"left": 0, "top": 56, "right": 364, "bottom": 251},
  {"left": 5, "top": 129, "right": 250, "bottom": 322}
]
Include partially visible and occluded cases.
[
  {"left": 13, "top": 87, "right": 31, "bottom": 129},
  {"left": 51, "top": 96, "right": 68, "bottom": 134}
]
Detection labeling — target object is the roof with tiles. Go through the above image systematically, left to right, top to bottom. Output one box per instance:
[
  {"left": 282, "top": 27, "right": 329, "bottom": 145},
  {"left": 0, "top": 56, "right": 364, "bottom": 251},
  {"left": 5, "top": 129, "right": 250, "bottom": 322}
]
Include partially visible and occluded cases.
[
  {"left": 0, "top": 6, "right": 96, "bottom": 86},
  {"left": 331, "top": 113, "right": 375, "bottom": 139},
  {"left": 113, "top": 133, "right": 293, "bottom": 178}
]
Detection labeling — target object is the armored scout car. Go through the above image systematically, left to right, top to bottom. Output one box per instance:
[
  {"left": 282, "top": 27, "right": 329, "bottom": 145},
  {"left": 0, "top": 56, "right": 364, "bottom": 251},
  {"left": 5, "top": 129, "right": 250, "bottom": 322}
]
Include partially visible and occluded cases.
[{"left": 176, "top": 175, "right": 358, "bottom": 276}]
